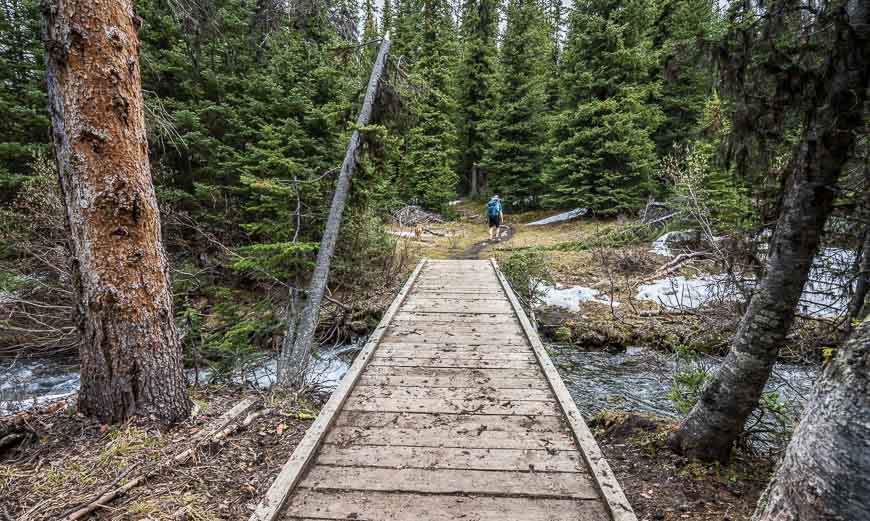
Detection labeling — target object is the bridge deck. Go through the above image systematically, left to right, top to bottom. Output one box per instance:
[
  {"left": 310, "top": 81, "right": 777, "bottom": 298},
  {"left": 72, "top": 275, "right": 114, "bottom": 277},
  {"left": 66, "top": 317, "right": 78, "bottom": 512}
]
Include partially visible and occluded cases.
[{"left": 252, "top": 259, "right": 636, "bottom": 521}]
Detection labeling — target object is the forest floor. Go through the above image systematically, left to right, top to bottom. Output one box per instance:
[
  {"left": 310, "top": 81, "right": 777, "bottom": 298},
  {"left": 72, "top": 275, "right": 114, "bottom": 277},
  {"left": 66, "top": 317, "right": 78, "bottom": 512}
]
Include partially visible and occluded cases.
[
  {"left": 1, "top": 388, "right": 319, "bottom": 520},
  {"left": 590, "top": 412, "right": 773, "bottom": 521}
]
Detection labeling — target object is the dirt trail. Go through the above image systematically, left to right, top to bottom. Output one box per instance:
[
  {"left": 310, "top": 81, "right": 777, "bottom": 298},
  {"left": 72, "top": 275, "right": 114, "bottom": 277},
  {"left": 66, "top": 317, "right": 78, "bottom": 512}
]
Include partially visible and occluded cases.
[{"left": 451, "top": 225, "right": 514, "bottom": 260}]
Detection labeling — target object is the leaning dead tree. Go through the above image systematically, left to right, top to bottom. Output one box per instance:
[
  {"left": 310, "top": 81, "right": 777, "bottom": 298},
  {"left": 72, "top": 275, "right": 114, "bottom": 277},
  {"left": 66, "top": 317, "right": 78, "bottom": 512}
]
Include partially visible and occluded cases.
[
  {"left": 42, "top": 0, "right": 191, "bottom": 422},
  {"left": 277, "top": 34, "right": 392, "bottom": 387}
]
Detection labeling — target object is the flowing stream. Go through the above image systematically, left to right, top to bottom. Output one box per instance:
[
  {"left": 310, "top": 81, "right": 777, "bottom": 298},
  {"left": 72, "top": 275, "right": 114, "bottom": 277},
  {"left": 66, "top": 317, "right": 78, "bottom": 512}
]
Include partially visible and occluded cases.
[{"left": 0, "top": 343, "right": 358, "bottom": 416}]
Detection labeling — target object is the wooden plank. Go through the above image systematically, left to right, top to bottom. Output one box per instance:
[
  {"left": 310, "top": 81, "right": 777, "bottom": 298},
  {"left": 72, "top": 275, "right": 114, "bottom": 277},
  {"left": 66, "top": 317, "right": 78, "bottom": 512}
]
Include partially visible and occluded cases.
[
  {"left": 491, "top": 258, "right": 637, "bottom": 521},
  {"left": 249, "top": 259, "right": 427, "bottom": 521},
  {"left": 410, "top": 282, "right": 502, "bottom": 288},
  {"left": 409, "top": 291, "right": 506, "bottom": 298},
  {"left": 408, "top": 294, "right": 506, "bottom": 299},
  {"left": 401, "top": 302, "right": 515, "bottom": 313},
  {"left": 399, "top": 308, "right": 515, "bottom": 315},
  {"left": 392, "top": 312, "right": 518, "bottom": 324},
  {"left": 386, "top": 322, "right": 524, "bottom": 332},
  {"left": 385, "top": 325, "right": 525, "bottom": 336},
  {"left": 384, "top": 330, "right": 527, "bottom": 338},
  {"left": 381, "top": 334, "right": 527, "bottom": 344},
  {"left": 379, "top": 337, "right": 530, "bottom": 346},
  {"left": 377, "top": 343, "right": 532, "bottom": 354},
  {"left": 373, "top": 349, "right": 535, "bottom": 360},
  {"left": 369, "top": 356, "right": 537, "bottom": 369},
  {"left": 362, "top": 365, "right": 544, "bottom": 379},
  {"left": 358, "top": 374, "right": 547, "bottom": 389},
  {"left": 351, "top": 384, "right": 554, "bottom": 401},
  {"left": 343, "top": 396, "right": 561, "bottom": 416},
  {"left": 332, "top": 411, "right": 568, "bottom": 433},
  {"left": 324, "top": 426, "right": 576, "bottom": 451},
  {"left": 315, "top": 445, "right": 585, "bottom": 473},
  {"left": 299, "top": 465, "right": 599, "bottom": 499},
  {"left": 283, "top": 490, "right": 609, "bottom": 521}
]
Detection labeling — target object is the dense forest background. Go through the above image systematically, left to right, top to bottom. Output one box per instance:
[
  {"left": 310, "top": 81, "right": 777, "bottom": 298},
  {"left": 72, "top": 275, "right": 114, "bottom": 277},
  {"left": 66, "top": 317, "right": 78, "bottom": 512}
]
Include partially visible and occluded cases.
[{"left": 0, "top": 0, "right": 867, "bottom": 371}]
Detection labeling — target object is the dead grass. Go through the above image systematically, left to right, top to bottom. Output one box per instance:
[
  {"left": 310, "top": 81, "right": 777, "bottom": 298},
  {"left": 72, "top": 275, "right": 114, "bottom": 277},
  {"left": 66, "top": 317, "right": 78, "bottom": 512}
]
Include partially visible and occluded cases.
[{"left": 2, "top": 387, "right": 318, "bottom": 520}]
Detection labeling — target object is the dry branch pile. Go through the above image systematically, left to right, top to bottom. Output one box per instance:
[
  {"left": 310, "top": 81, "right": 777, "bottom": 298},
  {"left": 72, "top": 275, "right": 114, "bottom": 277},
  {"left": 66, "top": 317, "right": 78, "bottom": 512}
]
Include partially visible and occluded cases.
[{"left": 391, "top": 205, "right": 445, "bottom": 226}]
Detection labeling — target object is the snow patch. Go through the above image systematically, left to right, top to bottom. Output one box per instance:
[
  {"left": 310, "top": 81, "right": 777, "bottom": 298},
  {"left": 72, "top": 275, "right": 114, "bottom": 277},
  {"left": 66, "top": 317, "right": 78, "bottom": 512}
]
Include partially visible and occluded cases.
[
  {"left": 527, "top": 208, "right": 588, "bottom": 226},
  {"left": 539, "top": 283, "right": 618, "bottom": 311}
]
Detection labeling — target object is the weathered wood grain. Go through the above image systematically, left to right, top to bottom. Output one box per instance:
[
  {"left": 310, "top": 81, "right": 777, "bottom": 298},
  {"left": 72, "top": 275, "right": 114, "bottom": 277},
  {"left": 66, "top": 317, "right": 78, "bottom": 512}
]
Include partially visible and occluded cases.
[
  {"left": 368, "top": 356, "right": 538, "bottom": 369},
  {"left": 362, "top": 365, "right": 544, "bottom": 379},
  {"left": 358, "top": 374, "right": 547, "bottom": 388},
  {"left": 351, "top": 384, "right": 554, "bottom": 401},
  {"left": 344, "top": 396, "right": 561, "bottom": 415},
  {"left": 331, "top": 410, "right": 569, "bottom": 433},
  {"left": 315, "top": 445, "right": 585, "bottom": 472},
  {"left": 299, "top": 465, "right": 599, "bottom": 499},
  {"left": 284, "top": 490, "right": 609, "bottom": 521}
]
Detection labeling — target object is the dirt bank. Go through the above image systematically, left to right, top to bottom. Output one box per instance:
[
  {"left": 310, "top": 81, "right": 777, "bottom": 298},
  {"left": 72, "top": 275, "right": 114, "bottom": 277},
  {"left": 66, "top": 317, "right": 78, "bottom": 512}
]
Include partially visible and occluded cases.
[{"left": 592, "top": 412, "right": 773, "bottom": 521}]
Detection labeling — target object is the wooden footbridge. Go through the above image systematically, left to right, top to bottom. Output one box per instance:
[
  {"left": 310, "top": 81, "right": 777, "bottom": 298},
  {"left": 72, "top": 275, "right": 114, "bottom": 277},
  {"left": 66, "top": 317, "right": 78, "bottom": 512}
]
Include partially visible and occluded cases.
[{"left": 251, "top": 259, "right": 636, "bottom": 521}]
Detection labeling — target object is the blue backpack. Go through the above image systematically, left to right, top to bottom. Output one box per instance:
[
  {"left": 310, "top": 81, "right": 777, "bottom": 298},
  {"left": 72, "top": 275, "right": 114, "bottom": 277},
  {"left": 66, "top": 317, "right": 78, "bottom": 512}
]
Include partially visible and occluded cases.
[{"left": 487, "top": 200, "right": 501, "bottom": 218}]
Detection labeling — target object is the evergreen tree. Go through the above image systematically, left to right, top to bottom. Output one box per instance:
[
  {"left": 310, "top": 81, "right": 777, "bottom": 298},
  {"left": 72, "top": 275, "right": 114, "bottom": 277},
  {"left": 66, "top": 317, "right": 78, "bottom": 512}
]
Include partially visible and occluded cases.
[
  {"left": 0, "top": 0, "right": 48, "bottom": 202},
  {"left": 362, "top": 0, "right": 378, "bottom": 40},
  {"left": 381, "top": 0, "right": 394, "bottom": 34},
  {"left": 392, "top": 0, "right": 424, "bottom": 63},
  {"left": 401, "top": 0, "right": 459, "bottom": 209},
  {"left": 456, "top": 0, "right": 499, "bottom": 195},
  {"left": 482, "top": 0, "right": 550, "bottom": 205},
  {"left": 543, "top": 0, "right": 562, "bottom": 111},
  {"left": 544, "top": 0, "right": 663, "bottom": 214},
  {"left": 652, "top": 0, "right": 719, "bottom": 153}
]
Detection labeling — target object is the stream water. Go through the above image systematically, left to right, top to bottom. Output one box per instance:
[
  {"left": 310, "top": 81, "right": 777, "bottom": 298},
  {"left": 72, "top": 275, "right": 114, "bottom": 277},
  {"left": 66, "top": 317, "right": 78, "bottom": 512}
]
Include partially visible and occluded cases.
[{"left": 0, "top": 343, "right": 359, "bottom": 416}]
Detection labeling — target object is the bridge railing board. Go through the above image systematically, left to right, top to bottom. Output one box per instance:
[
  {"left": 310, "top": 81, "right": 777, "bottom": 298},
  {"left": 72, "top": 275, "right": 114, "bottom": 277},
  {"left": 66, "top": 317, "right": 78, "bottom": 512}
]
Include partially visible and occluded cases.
[
  {"left": 490, "top": 257, "right": 639, "bottom": 521},
  {"left": 249, "top": 258, "right": 428, "bottom": 521}
]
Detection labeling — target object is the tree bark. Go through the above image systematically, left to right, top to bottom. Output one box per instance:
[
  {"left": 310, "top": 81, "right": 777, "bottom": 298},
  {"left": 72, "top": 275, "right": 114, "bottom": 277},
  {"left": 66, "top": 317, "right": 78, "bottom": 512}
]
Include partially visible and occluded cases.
[
  {"left": 42, "top": 0, "right": 191, "bottom": 422},
  {"left": 668, "top": 4, "right": 870, "bottom": 462},
  {"left": 276, "top": 34, "right": 392, "bottom": 387},
  {"left": 753, "top": 317, "right": 870, "bottom": 521}
]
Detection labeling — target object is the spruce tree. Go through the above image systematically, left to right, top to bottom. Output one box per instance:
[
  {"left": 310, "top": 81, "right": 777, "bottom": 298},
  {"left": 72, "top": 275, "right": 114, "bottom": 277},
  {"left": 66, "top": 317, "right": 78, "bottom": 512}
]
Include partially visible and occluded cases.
[
  {"left": 0, "top": 0, "right": 48, "bottom": 202},
  {"left": 382, "top": 0, "right": 394, "bottom": 34},
  {"left": 392, "top": 0, "right": 424, "bottom": 63},
  {"left": 401, "top": 0, "right": 459, "bottom": 209},
  {"left": 456, "top": 0, "right": 499, "bottom": 195},
  {"left": 482, "top": 0, "right": 549, "bottom": 206},
  {"left": 544, "top": 0, "right": 562, "bottom": 111},
  {"left": 545, "top": 0, "right": 663, "bottom": 214},
  {"left": 652, "top": 0, "right": 719, "bottom": 153}
]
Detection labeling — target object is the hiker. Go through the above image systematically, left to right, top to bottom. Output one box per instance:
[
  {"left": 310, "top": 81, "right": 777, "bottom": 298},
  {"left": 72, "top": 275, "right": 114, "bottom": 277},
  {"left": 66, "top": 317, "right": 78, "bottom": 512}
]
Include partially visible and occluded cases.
[{"left": 486, "top": 195, "right": 504, "bottom": 240}]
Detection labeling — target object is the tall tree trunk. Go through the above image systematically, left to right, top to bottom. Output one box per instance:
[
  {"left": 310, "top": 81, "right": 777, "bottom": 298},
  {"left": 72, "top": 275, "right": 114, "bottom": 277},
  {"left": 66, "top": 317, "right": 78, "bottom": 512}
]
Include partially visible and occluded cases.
[
  {"left": 42, "top": 0, "right": 191, "bottom": 423},
  {"left": 668, "top": 4, "right": 870, "bottom": 462},
  {"left": 276, "top": 35, "right": 392, "bottom": 387},
  {"left": 470, "top": 163, "right": 478, "bottom": 196},
  {"left": 753, "top": 317, "right": 870, "bottom": 520}
]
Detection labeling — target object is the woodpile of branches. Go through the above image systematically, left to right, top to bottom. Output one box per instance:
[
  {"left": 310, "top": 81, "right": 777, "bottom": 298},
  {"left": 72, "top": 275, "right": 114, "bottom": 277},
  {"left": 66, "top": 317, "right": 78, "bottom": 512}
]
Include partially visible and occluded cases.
[{"left": 391, "top": 205, "right": 445, "bottom": 226}]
